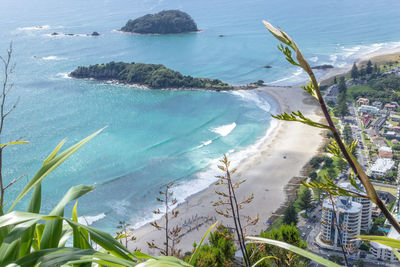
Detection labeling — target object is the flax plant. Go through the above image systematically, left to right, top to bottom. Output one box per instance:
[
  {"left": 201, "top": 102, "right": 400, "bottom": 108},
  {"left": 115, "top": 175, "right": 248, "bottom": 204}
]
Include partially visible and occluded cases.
[
  {"left": 214, "top": 155, "right": 259, "bottom": 267},
  {"left": 148, "top": 183, "right": 182, "bottom": 257}
]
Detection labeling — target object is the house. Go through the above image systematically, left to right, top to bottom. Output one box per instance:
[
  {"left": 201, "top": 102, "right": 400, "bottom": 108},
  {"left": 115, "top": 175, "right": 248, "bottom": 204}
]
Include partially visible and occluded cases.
[
  {"left": 357, "top": 97, "right": 369, "bottom": 106},
  {"left": 372, "top": 101, "right": 383, "bottom": 109},
  {"left": 390, "top": 102, "right": 399, "bottom": 108},
  {"left": 385, "top": 103, "right": 397, "bottom": 111},
  {"left": 358, "top": 105, "right": 379, "bottom": 115},
  {"left": 362, "top": 113, "right": 372, "bottom": 126},
  {"left": 390, "top": 114, "right": 400, "bottom": 122},
  {"left": 393, "top": 126, "right": 400, "bottom": 133},
  {"left": 384, "top": 131, "right": 398, "bottom": 139},
  {"left": 379, "top": 146, "right": 393, "bottom": 159}
]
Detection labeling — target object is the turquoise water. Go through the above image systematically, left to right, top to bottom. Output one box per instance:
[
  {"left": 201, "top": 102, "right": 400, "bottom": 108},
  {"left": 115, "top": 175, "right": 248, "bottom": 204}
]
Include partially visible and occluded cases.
[{"left": 1, "top": 0, "right": 400, "bottom": 231}]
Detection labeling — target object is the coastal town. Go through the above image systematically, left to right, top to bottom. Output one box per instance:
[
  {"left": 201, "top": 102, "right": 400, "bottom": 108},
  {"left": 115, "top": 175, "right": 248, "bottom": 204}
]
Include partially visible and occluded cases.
[{"left": 294, "top": 58, "right": 400, "bottom": 266}]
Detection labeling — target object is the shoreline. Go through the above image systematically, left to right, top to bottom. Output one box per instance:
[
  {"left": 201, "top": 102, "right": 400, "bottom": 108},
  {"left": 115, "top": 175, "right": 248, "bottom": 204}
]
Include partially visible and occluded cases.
[
  {"left": 127, "top": 46, "right": 400, "bottom": 254},
  {"left": 128, "top": 84, "right": 325, "bottom": 253}
]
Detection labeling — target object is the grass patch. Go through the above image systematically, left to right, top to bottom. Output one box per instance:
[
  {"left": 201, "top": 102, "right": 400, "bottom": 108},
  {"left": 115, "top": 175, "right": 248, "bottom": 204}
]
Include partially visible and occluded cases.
[
  {"left": 347, "top": 85, "right": 375, "bottom": 101},
  {"left": 372, "top": 183, "right": 397, "bottom": 197},
  {"left": 293, "top": 185, "right": 308, "bottom": 211},
  {"left": 268, "top": 216, "right": 283, "bottom": 230}
]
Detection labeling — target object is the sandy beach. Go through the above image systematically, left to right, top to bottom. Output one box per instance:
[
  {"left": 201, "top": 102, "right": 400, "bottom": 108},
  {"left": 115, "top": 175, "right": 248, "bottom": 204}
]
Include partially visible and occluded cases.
[
  {"left": 126, "top": 46, "right": 400, "bottom": 254},
  {"left": 128, "top": 83, "right": 326, "bottom": 253}
]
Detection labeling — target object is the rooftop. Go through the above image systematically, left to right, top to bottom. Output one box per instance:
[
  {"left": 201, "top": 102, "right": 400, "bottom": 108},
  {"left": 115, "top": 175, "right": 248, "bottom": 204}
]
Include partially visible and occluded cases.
[
  {"left": 379, "top": 146, "right": 392, "bottom": 153},
  {"left": 370, "top": 158, "right": 395, "bottom": 174},
  {"left": 322, "top": 196, "right": 362, "bottom": 214}
]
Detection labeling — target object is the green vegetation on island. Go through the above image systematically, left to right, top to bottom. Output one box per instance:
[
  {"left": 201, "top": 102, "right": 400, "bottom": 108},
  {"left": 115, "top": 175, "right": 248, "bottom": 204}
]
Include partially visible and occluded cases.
[
  {"left": 121, "top": 10, "right": 198, "bottom": 34},
  {"left": 70, "top": 61, "right": 232, "bottom": 90}
]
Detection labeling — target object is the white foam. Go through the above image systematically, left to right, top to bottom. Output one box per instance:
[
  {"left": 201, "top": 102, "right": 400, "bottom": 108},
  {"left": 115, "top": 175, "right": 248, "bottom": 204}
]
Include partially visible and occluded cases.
[
  {"left": 17, "top": 25, "right": 51, "bottom": 31},
  {"left": 45, "top": 33, "right": 90, "bottom": 38},
  {"left": 329, "top": 41, "right": 400, "bottom": 69},
  {"left": 42, "top": 56, "right": 66, "bottom": 61},
  {"left": 309, "top": 56, "right": 319, "bottom": 62},
  {"left": 269, "top": 68, "right": 305, "bottom": 84},
  {"left": 56, "top": 72, "right": 71, "bottom": 79},
  {"left": 232, "top": 90, "right": 271, "bottom": 112},
  {"left": 133, "top": 92, "right": 278, "bottom": 230},
  {"left": 171, "top": 118, "right": 279, "bottom": 216},
  {"left": 212, "top": 122, "right": 236, "bottom": 137},
  {"left": 203, "top": 140, "right": 212, "bottom": 146},
  {"left": 78, "top": 213, "right": 106, "bottom": 226}
]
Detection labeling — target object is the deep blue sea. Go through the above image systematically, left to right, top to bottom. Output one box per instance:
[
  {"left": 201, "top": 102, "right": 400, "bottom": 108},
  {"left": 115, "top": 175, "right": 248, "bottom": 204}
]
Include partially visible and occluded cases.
[{"left": 1, "top": 0, "right": 400, "bottom": 231}]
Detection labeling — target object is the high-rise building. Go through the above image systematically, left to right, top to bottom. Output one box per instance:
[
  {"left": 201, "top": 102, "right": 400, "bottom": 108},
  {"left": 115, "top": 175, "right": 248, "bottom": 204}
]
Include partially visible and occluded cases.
[
  {"left": 339, "top": 182, "right": 373, "bottom": 232},
  {"left": 320, "top": 197, "right": 362, "bottom": 252}
]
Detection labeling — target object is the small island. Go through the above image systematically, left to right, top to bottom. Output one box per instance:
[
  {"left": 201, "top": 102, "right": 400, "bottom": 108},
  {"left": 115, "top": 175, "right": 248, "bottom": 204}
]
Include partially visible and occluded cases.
[
  {"left": 120, "top": 10, "right": 198, "bottom": 34},
  {"left": 69, "top": 62, "right": 232, "bottom": 90},
  {"left": 311, "top": 64, "right": 334, "bottom": 70}
]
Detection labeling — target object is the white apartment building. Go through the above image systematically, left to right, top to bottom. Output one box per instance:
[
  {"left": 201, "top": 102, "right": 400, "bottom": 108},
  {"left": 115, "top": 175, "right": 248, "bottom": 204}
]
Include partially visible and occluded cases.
[
  {"left": 339, "top": 182, "right": 372, "bottom": 232},
  {"left": 320, "top": 197, "right": 362, "bottom": 252}
]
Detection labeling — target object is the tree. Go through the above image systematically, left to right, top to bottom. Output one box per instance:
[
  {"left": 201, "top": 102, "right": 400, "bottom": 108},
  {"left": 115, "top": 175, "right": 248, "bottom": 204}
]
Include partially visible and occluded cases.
[
  {"left": 366, "top": 60, "right": 373, "bottom": 74},
  {"left": 351, "top": 63, "right": 359, "bottom": 79},
  {"left": 373, "top": 63, "right": 379, "bottom": 74},
  {"left": 360, "top": 65, "right": 366, "bottom": 76},
  {"left": 338, "top": 76, "right": 347, "bottom": 94},
  {"left": 336, "top": 100, "right": 349, "bottom": 118},
  {"left": 342, "top": 123, "right": 353, "bottom": 145},
  {"left": 309, "top": 156, "right": 324, "bottom": 169},
  {"left": 323, "top": 156, "right": 333, "bottom": 167},
  {"left": 337, "top": 158, "right": 348, "bottom": 172},
  {"left": 327, "top": 167, "right": 337, "bottom": 179},
  {"left": 384, "top": 170, "right": 397, "bottom": 182},
  {"left": 309, "top": 171, "right": 317, "bottom": 180},
  {"left": 148, "top": 183, "right": 182, "bottom": 257},
  {"left": 299, "top": 189, "right": 312, "bottom": 210},
  {"left": 283, "top": 203, "right": 298, "bottom": 226},
  {"left": 248, "top": 224, "right": 307, "bottom": 267},
  {"left": 189, "top": 225, "right": 236, "bottom": 267}
]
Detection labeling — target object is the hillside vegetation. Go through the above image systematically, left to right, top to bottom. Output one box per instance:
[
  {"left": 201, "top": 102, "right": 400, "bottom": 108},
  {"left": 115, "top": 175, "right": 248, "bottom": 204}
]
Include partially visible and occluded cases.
[{"left": 70, "top": 61, "right": 232, "bottom": 89}]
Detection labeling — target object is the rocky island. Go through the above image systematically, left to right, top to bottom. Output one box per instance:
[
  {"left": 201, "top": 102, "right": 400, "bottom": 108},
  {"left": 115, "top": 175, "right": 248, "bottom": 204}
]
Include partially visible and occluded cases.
[
  {"left": 120, "top": 10, "right": 198, "bottom": 34},
  {"left": 69, "top": 62, "right": 232, "bottom": 90}
]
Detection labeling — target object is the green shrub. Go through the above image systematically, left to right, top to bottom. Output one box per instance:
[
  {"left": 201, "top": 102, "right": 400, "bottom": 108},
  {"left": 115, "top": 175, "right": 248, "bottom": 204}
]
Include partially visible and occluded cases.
[{"left": 248, "top": 224, "right": 307, "bottom": 267}]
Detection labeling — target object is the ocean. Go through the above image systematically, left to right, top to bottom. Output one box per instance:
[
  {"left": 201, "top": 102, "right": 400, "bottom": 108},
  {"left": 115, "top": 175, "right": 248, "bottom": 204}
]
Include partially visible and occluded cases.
[{"left": 1, "top": 0, "right": 400, "bottom": 232}]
